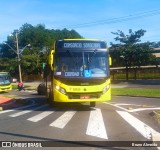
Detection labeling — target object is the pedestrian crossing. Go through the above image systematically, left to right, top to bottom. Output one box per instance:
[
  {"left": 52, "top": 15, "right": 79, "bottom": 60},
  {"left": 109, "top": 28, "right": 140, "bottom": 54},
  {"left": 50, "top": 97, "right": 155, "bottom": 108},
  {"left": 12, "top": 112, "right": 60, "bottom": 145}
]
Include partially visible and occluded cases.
[
  {"left": 0, "top": 104, "right": 160, "bottom": 142},
  {"left": 9, "top": 104, "right": 48, "bottom": 117},
  {"left": 86, "top": 108, "right": 108, "bottom": 139},
  {"left": 27, "top": 110, "right": 53, "bottom": 122},
  {"left": 50, "top": 111, "right": 76, "bottom": 128}
]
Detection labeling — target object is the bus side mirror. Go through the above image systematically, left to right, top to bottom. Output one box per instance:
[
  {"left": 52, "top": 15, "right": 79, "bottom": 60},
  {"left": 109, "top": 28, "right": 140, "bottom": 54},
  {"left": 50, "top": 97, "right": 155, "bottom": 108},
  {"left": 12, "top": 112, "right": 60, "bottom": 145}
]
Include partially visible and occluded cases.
[
  {"left": 48, "top": 50, "right": 55, "bottom": 71},
  {"left": 109, "top": 56, "right": 112, "bottom": 66}
]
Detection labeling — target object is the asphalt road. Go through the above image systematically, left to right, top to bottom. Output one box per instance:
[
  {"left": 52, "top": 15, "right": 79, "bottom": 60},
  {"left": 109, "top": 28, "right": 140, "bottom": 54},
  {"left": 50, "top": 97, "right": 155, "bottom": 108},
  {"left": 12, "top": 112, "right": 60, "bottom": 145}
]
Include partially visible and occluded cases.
[{"left": 0, "top": 90, "right": 160, "bottom": 149}]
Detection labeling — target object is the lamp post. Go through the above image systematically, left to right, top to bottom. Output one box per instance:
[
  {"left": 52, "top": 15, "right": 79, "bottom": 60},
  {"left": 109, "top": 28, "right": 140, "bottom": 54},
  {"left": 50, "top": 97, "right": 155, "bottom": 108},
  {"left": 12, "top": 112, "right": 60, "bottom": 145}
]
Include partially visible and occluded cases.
[
  {"left": 4, "top": 32, "right": 30, "bottom": 83},
  {"left": 15, "top": 32, "right": 23, "bottom": 82}
]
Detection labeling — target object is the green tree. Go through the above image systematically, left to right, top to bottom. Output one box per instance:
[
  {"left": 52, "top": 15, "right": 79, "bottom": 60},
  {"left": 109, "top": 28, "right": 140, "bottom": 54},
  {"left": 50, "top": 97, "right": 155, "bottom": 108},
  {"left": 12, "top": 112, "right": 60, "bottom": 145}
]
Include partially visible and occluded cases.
[
  {"left": 0, "top": 23, "right": 83, "bottom": 79},
  {"left": 110, "top": 29, "right": 154, "bottom": 80}
]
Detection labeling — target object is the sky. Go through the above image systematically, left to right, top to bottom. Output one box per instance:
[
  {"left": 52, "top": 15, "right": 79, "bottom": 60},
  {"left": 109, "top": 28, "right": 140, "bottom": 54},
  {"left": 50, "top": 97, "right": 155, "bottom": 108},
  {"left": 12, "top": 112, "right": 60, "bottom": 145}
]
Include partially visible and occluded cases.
[{"left": 0, "top": 0, "right": 160, "bottom": 45}]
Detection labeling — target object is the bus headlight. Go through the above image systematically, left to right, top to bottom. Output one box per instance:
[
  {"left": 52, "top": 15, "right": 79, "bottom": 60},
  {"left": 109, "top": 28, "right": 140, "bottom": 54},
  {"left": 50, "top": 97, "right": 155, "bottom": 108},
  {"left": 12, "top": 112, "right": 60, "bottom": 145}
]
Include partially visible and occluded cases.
[
  {"left": 55, "top": 85, "right": 66, "bottom": 95},
  {"left": 102, "top": 85, "right": 110, "bottom": 94}
]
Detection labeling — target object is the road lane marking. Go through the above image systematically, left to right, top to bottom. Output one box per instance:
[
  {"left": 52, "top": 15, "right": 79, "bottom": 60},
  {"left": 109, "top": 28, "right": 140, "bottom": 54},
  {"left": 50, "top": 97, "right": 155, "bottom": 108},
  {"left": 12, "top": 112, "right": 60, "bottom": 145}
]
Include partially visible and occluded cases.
[
  {"left": 104, "top": 102, "right": 160, "bottom": 112},
  {"left": 104, "top": 102, "right": 129, "bottom": 112},
  {"left": 115, "top": 103, "right": 142, "bottom": 106},
  {"left": 115, "top": 103, "right": 132, "bottom": 106},
  {"left": 0, "top": 104, "right": 37, "bottom": 114},
  {"left": 9, "top": 104, "right": 48, "bottom": 117},
  {"left": 129, "top": 107, "right": 160, "bottom": 112},
  {"left": 86, "top": 108, "right": 108, "bottom": 139},
  {"left": 0, "top": 109, "right": 15, "bottom": 114},
  {"left": 27, "top": 110, "right": 54, "bottom": 122},
  {"left": 50, "top": 111, "right": 76, "bottom": 129},
  {"left": 117, "top": 111, "right": 160, "bottom": 141}
]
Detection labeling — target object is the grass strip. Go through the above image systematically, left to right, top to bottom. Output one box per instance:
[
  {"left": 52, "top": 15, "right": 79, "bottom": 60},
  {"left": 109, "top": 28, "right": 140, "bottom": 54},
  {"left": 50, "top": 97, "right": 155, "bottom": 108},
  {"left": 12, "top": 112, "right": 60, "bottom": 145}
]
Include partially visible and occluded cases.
[{"left": 112, "top": 88, "right": 160, "bottom": 98}]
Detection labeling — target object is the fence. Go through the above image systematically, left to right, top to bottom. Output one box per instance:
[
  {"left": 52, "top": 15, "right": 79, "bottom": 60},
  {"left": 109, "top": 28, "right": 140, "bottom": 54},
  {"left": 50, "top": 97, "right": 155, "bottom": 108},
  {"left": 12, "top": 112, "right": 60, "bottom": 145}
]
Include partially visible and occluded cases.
[
  {"left": 15, "top": 66, "right": 160, "bottom": 81},
  {"left": 110, "top": 66, "right": 160, "bottom": 80},
  {"left": 22, "top": 74, "right": 43, "bottom": 81}
]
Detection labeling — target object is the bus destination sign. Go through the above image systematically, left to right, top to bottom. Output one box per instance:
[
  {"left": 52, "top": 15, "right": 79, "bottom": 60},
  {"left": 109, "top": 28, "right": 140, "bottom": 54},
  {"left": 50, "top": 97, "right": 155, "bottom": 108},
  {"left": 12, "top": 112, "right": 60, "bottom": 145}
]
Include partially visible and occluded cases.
[
  {"left": 56, "top": 41, "right": 106, "bottom": 49},
  {"left": 64, "top": 42, "right": 101, "bottom": 49}
]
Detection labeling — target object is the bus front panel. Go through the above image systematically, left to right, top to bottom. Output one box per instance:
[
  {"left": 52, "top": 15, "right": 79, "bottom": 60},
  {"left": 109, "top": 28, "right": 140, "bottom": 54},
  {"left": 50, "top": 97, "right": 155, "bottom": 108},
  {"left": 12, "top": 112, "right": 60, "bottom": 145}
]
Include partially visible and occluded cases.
[{"left": 52, "top": 78, "right": 111, "bottom": 103}]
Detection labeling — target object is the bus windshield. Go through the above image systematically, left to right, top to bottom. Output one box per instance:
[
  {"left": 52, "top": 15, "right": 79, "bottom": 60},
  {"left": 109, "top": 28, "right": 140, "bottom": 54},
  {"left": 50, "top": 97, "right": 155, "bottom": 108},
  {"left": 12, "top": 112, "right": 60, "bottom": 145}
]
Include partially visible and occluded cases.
[
  {"left": 54, "top": 51, "right": 109, "bottom": 78},
  {"left": 0, "top": 74, "right": 11, "bottom": 85}
]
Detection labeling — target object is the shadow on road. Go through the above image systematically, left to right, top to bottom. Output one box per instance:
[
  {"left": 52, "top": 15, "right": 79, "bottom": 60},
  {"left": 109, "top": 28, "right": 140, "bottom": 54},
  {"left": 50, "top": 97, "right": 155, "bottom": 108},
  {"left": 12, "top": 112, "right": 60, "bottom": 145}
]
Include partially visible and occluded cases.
[{"left": 1, "top": 96, "right": 95, "bottom": 112}]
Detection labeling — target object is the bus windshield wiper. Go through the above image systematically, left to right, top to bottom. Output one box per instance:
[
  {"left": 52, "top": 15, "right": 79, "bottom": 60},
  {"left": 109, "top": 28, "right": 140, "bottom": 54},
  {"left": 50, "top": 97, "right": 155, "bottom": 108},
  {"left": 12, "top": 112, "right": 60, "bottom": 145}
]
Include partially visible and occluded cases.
[
  {"left": 87, "top": 49, "right": 97, "bottom": 70},
  {"left": 67, "top": 50, "right": 79, "bottom": 70}
]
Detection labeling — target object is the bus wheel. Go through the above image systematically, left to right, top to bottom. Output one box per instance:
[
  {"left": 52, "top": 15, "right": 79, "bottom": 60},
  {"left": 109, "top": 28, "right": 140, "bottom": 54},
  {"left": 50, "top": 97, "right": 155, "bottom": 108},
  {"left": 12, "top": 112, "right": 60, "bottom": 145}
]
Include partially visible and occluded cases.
[{"left": 90, "top": 102, "right": 96, "bottom": 107}]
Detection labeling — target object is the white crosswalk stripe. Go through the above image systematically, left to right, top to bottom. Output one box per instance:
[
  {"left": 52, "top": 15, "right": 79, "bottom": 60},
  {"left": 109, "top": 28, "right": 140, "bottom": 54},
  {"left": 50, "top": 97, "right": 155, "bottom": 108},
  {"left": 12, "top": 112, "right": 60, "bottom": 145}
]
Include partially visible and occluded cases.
[
  {"left": 0, "top": 104, "right": 37, "bottom": 114},
  {"left": 9, "top": 104, "right": 48, "bottom": 117},
  {"left": 0, "top": 105, "right": 159, "bottom": 141},
  {"left": 86, "top": 108, "right": 108, "bottom": 139},
  {"left": 27, "top": 110, "right": 54, "bottom": 122},
  {"left": 49, "top": 111, "right": 76, "bottom": 129},
  {"left": 117, "top": 111, "right": 160, "bottom": 141}
]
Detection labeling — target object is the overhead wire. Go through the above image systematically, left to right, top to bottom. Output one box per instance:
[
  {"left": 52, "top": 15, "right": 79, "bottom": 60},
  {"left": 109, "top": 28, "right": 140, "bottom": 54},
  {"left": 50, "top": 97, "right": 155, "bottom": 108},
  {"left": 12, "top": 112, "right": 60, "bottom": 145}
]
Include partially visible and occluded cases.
[{"left": 57, "top": 9, "right": 160, "bottom": 29}]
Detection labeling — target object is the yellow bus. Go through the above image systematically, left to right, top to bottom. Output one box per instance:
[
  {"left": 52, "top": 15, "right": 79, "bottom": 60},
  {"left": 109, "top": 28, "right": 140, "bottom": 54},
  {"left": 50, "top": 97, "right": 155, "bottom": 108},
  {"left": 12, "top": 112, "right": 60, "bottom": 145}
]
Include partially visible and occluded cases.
[
  {"left": 47, "top": 39, "right": 112, "bottom": 107},
  {"left": 0, "top": 72, "right": 12, "bottom": 92}
]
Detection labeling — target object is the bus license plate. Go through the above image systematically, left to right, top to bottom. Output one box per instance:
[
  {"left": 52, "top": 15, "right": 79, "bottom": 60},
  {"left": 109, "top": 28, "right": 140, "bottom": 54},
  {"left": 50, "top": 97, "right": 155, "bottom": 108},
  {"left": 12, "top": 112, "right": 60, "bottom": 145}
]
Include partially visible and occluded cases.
[{"left": 80, "top": 95, "right": 90, "bottom": 99}]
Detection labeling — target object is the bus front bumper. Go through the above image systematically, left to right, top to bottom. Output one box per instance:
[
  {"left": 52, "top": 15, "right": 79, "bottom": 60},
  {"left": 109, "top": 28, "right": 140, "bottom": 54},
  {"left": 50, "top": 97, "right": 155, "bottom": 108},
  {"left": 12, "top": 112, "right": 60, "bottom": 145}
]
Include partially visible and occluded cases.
[
  {"left": 0, "top": 85, "right": 12, "bottom": 92},
  {"left": 53, "top": 88, "right": 111, "bottom": 103}
]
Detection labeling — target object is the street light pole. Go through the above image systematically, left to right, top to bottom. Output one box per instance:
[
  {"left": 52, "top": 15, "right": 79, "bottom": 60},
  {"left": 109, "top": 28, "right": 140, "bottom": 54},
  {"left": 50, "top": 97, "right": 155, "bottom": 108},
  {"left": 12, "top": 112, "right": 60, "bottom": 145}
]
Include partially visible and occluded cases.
[
  {"left": 4, "top": 32, "right": 30, "bottom": 83},
  {"left": 15, "top": 32, "right": 22, "bottom": 82}
]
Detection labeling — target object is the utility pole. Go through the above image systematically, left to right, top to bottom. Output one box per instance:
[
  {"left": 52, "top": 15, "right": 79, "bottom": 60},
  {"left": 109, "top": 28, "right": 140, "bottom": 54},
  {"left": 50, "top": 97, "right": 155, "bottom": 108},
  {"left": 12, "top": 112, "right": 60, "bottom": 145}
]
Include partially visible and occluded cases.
[
  {"left": 4, "top": 32, "right": 30, "bottom": 83},
  {"left": 15, "top": 32, "right": 22, "bottom": 82}
]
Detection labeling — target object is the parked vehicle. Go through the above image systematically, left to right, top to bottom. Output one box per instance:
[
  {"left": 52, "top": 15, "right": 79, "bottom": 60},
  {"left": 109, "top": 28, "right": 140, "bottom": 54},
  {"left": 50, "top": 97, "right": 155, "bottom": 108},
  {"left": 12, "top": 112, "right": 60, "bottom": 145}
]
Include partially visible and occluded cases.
[{"left": 0, "top": 72, "right": 12, "bottom": 92}]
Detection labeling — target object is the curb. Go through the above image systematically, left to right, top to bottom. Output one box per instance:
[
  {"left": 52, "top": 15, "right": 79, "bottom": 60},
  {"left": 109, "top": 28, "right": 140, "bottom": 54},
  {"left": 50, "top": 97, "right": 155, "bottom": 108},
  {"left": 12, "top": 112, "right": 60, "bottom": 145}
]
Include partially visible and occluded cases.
[
  {"left": 112, "top": 95, "right": 160, "bottom": 99},
  {"left": 0, "top": 97, "right": 31, "bottom": 111},
  {"left": 150, "top": 111, "right": 160, "bottom": 125},
  {"left": 153, "top": 111, "right": 160, "bottom": 125}
]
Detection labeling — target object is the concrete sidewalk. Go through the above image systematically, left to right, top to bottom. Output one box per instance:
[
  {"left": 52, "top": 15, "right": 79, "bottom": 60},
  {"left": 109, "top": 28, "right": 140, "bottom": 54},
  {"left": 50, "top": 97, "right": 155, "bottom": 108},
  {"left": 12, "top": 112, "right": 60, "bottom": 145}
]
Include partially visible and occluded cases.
[{"left": 111, "top": 80, "right": 160, "bottom": 88}]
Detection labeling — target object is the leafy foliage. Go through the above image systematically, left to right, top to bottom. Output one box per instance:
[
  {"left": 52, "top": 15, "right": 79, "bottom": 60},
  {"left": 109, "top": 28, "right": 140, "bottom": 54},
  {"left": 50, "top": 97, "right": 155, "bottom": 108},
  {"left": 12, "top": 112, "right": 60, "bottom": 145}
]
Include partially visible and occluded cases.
[
  {"left": 0, "top": 23, "right": 82, "bottom": 78},
  {"left": 110, "top": 29, "right": 157, "bottom": 67},
  {"left": 110, "top": 29, "right": 158, "bottom": 80}
]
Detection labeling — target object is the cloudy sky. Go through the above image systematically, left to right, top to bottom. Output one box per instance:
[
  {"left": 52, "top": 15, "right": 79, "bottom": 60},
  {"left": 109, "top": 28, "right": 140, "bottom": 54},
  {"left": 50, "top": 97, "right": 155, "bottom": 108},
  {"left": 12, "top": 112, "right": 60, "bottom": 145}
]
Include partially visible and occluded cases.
[{"left": 0, "top": 0, "right": 160, "bottom": 44}]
